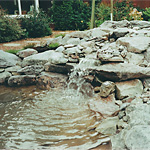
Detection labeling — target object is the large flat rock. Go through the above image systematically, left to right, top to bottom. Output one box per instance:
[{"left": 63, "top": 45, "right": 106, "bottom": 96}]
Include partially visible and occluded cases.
[
  {"left": 117, "top": 37, "right": 150, "bottom": 53},
  {"left": 0, "top": 50, "right": 21, "bottom": 68},
  {"left": 88, "top": 63, "right": 150, "bottom": 81}
]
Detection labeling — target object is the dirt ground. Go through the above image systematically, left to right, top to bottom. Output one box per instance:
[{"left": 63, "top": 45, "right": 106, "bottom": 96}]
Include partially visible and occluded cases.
[{"left": 0, "top": 30, "right": 73, "bottom": 51}]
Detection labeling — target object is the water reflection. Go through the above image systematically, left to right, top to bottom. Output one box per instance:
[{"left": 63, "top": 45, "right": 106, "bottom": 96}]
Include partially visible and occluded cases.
[{"left": 0, "top": 87, "right": 109, "bottom": 149}]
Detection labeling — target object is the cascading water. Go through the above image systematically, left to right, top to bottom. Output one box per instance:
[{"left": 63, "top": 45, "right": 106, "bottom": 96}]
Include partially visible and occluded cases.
[{"left": 0, "top": 58, "right": 110, "bottom": 150}]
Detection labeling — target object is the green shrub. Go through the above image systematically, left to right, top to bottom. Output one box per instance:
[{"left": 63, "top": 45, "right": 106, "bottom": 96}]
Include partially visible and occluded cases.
[
  {"left": 52, "top": 0, "right": 91, "bottom": 31},
  {"left": 113, "top": 0, "right": 133, "bottom": 21},
  {"left": 95, "top": 3, "right": 111, "bottom": 27},
  {"left": 0, "top": 6, "right": 25, "bottom": 43},
  {"left": 143, "top": 7, "right": 150, "bottom": 21},
  {"left": 21, "top": 9, "right": 52, "bottom": 38},
  {"left": 47, "top": 43, "right": 59, "bottom": 49},
  {"left": 6, "top": 49, "right": 21, "bottom": 54}
]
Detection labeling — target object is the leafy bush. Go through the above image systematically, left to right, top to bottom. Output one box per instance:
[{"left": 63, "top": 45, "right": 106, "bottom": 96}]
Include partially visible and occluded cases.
[
  {"left": 52, "top": 0, "right": 91, "bottom": 30},
  {"left": 113, "top": 0, "right": 133, "bottom": 21},
  {"left": 95, "top": 3, "right": 111, "bottom": 26},
  {"left": 0, "top": 6, "right": 25, "bottom": 43},
  {"left": 143, "top": 7, "right": 150, "bottom": 21},
  {"left": 128, "top": 8, "right": 143, "bottom": 20},
  {"left": 21, "top": 9, "right": 52, "bottom": 38},
  {"left": 47, "top": 43, "right": 59, "bottom": 49}
]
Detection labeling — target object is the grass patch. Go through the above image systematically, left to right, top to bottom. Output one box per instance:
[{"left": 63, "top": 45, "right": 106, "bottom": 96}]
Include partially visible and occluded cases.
[
  {"left": 55, "top": 33, "right": 66, "bottom": 38},
  {"left": 47, "top": 43, "right": 59, "bottom": 49},
  {"left": 6, "top": 49, "right": 21, "bottom": 55}
]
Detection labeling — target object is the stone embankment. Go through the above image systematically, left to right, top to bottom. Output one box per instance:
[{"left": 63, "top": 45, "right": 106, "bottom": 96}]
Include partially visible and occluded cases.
[{"left": 1, "top": 20, "right": 150, "bottom": 149}]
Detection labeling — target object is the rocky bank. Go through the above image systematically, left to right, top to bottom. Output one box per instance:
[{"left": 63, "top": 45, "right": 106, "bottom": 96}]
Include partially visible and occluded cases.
[{"left": 1, "top": 20, "right": 150, "bottom": 149}]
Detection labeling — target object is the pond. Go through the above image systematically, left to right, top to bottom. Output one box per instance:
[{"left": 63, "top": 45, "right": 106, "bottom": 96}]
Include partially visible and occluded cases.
[{"left": 0, "top": 86, "right": 111, "bottom": 150}]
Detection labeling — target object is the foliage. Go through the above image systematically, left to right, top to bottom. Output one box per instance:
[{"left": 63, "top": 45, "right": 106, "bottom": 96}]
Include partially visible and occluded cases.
[
  {"left": 52, "top": 0, "right": 91, "bottom": 30},
  {"left": 113, "top": 0, "right": 133, "bottom": 21},
  {"left": 95, "top": 3, "right": 111, "bottom": 26},
  {"left": 0, "top": 6, "right": 25, "bottom": 43},
  {"left": 143, "top": 7, "right": 150, "bottom": 21},
  {"left": 128, "top": 8, "right": 143, "bottom": 20},
  {"left": 21, "top": 9, "right": 52, "bottom": 38},
  {"left": 55, "top": 33, "right": 66, "bottom": 38},
  {"left": 47, "top": 43, "right": 59, "bottom": 49},
  {"left": 6, "top": 49, "right": 21, "bottom": 54}
]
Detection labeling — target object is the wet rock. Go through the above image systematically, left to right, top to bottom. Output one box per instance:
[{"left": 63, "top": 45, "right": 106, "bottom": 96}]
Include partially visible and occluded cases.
[
  {"left": 117, "top": 37, "right": 150, "bottom": 53},
  {"left": 17, "top": 48, "right": 38, "bottom": 58},
  {"left": 0, "top": 50, "right": 21, "bottom": 68},
  {"left": 22, "top": 50, "right": 56, "bottom": 67},
  {"left": 44, "top": 63, "right": 74, "bottom": 74},
  {"left": 89, "top": 63, "right": 150, "bottom": 81},
  {"left": 18, "top": 65, "right": 44, "bottom": 75},
  {"left": 0, "top": 72, "right": 12, "bottom": 84},
  {"left": 37, "top": 72, "right": 68, "bottom": 90},
  {"left": 8, "top": 75, "right": 36, "bottom": 86},
  {"left": 115, "top": 79, "right": 143, "bottom": 100},
  {"left": 99, "top": 81, "right": 115, "bottom": 98},
  {"left": 89, "top": 94, "right": 119, "bottom": 118},
  {"left": 96, "top": 117, "right": 119, "bottom": 136},
  {"left": 125, "top": 125, "right": 150, "bottom": 150}
]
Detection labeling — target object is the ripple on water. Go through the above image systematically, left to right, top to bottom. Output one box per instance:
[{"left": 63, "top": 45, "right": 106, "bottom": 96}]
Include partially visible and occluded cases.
[{"left": 0, "top": 88, "right": 110, "bottom": 149}]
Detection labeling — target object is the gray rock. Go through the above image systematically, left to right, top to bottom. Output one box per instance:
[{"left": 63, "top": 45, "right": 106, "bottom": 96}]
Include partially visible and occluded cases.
[
  {"left": 100, "top": 20, "right": 130, "bottom": 29},
  {"left": 130, "top": 20, "right": 150, "bottom": 28},
  {"left": 91, "top": 28, "right": 107, "bottom": 38},
  {"left": 112, "top": 28, "right": 129, "bottom": 39},
  {"left": 69, "top": 30, "right": 90, "bottom": 39},
  {"left": 47, "top": 36, "right": 62, "bottom": 45},
  {"left": 117, "top": 37, "right": 150, "bottom": 53},
  {"left": 66, "top": 38, "right": 81, "bottom": 45},
  {"left": 80, "top": 41, "right": 95, "bottom": 49},
  {"left": 64, "top": 44, "right": 75, "bottom": 49},
  {"left": 55, "top": 46, "right": 65, "bottom": 52},
  {"left": 63, "top": 47, "right": 82, "bottom": 55},
  {"left": 82, "top": 47, "right": 93, "bottom": 54},
  {"left": 17, "top": 48, "right": 38, "bottom": 58},
  {"left": 144, "top": 48, "right": 150, "bottom": 63},
  {"left": 0, "top": 50, "right": 21, "bottom": 68},
  {"left": 22, "top": 50, "right": 56, "bottom": 67},
  {"left": 48, "top": 51, "right": 68, "bottom": 65},
  {"left": 125, "top": 52, "right": 145, "bottom": 65},
  {"left": 44, "top": 63, "right": 74, "bottom": 75},
  {"left": 89, "top": 63, "right": 150, "bottom": 81},
  {"left": 18, "top": 65, "right": 44, "bottom": 75},
  {"left": 5, "top": 66, "right": 22, "bottom": 75},
  {"left": 0, "top": 69, "right": 4, "bottom": 73},
  {"left": 0, "top": 72, "right": 12, "bottom": 84},
  {"left": 8, "top": 75, "right": 36, "bottom": 86},
  {"left": 115, "top": 79, "right": 143, "bottom": 100},
  {"left": 99, "top": 81, "right": 115, "bottom": 98},
  {"left": 89, "top": 94, "right": 119, "bottom": 118},
  {"left": 118, "top": 111, "right": 126, "bottom": 119},
  {"left": 96, "top": 117, "right": 119, "bottom": 135},
  {"left": 117, "top": 119, "right": 128, "bottom": 129},
  {"left": 125, "top": 125, "right": 150, "bottom": 150}
]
